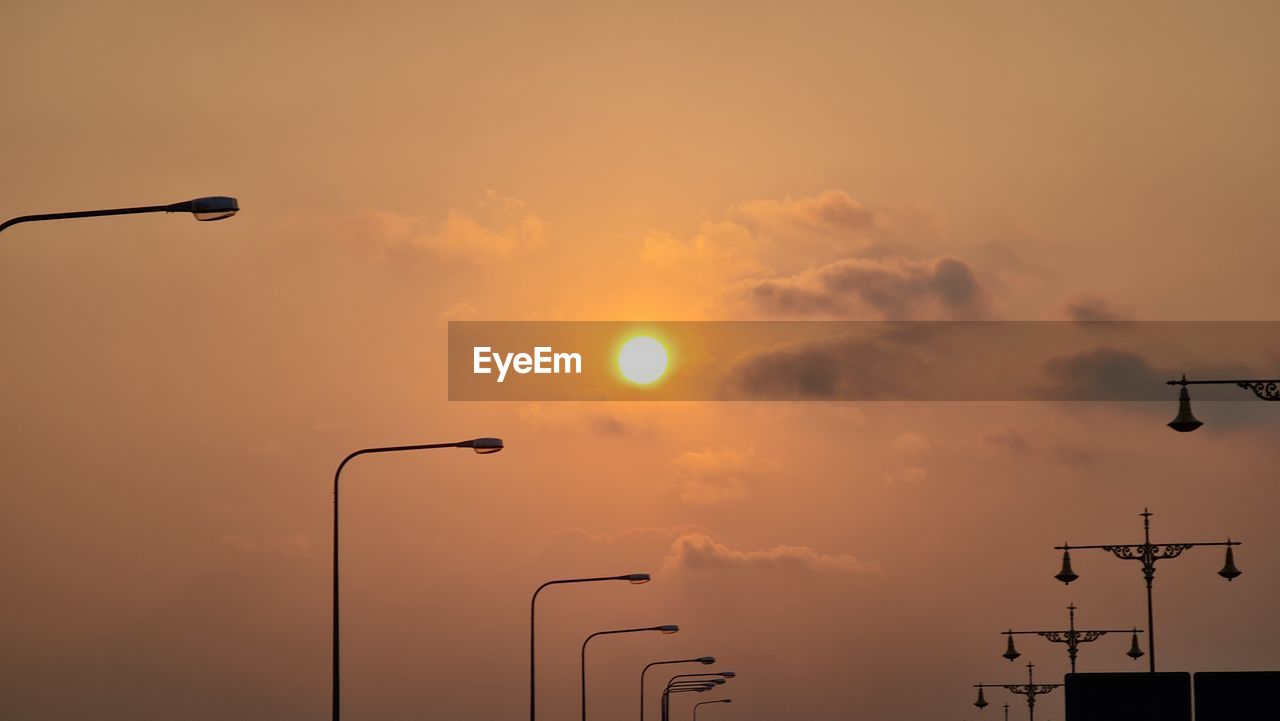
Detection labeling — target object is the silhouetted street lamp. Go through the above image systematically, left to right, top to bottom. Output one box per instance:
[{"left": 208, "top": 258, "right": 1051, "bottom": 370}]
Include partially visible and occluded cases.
[
  {"left": 2, "top": 196, "right": 239, "bottom": 233},
  {"left": 1166, "top": 374, "right": 1280, "bottom": 431},
  {"left": 331, "top": 437, "right": 503, "bottom": 721},
  {"left": 1053, "top": 508, "right": 1241, "bottom": 672},
  {"left": 531, "top": 574, "right": 652, "bottom": 721},
  {"left": 1001, "top": 603, "right": 1144, "bottom": 672},
  {"left": 582, "top": 625, "right": 679, "bottom": 721},
  {"left": 641, "top": 657, "right": 715, "bottom": 721},
  {"left": 974, "top": 663, "right": 1061, "bottom": 721},
  {"left": 693, "top": 699, "right": 731, "bottom": 721}
]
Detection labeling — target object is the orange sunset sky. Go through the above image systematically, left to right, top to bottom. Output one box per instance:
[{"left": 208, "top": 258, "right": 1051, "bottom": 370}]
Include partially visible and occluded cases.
[{"left": 2, "top": 2, "right": 1279, "bottom": 720}]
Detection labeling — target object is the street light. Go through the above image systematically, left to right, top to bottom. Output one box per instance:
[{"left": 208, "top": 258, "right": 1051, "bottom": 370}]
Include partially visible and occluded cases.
[
  {"left": 1, "top": 196, "right": 239, "bottom": 233},
  {"left": 1166, "top": 374, "right": 1280, "bottom": 431},
  {"left": 331, "top": 437, "right": 503, "bottom": 721},
  {"left": 1053, "top": 508, "right": 1241, "bottom": 672},
  {"left": 531, "top": 574, "right": 652, "bottom": 721},
  {"left": 1000, "top": 603, "right": 1144, "bottom": 672},
  {"left": 582, "top": 625, "right": 679, "bottom": 721},
  {"left": 642, "top": 657, "right": 716, "bottom": 721},
  {"left": 974, "top": 663, "right": 1061, "bottom": 721},
  {"left": 693, "top": 699, "right": 732, "bottom": 721}
]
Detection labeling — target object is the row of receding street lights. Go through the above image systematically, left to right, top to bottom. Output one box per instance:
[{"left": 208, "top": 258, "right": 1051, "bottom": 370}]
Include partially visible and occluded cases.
[{"left": 5, "top": 198, "right": 735, "bottom": 721}]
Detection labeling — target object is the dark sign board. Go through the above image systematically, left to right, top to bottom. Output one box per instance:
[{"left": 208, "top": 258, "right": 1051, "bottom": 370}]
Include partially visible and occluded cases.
[
  {"left": 1194, "top": 671, "right": 1280, "bottom": 721},
  {"left": 1065, "top": 672, "right": 1190, "bottom": 721}
]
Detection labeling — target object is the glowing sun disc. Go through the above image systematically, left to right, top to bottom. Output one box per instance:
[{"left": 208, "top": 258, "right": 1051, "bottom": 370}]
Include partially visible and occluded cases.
[{"left": 617, "top": 336, "right": 668, "bottom": 384}]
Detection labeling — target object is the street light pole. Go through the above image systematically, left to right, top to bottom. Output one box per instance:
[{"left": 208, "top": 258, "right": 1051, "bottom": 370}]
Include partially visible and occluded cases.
[
  {"left": 2, "top": 197, "right": 239, "bottom": 233},
  {"left": 1166, "top": 374, "right": 1280, "bottom": 431},
  {"left": 332, "top": 437, "right": 503, "bottom": 721},
  {"left": 1053, "top": 508, "right": 1241, "bottom": 672},
  {"left": 531, "top": 574, "right": 652, "bottom": 721},
  {"left": 1000, "top": 603, "right": 1145, "bottom": 672},
  {"left": 582, "top": 626, "right": 679, "bottom": 721},
  {"left": 641, "top": 657, "right": 715, "bottom": 721},
  {"left": 974, "top": 663, "right": 1061, "bottom": 721},
  {"left": 693, "top": 699, "right": 731, "bottom": 721}
]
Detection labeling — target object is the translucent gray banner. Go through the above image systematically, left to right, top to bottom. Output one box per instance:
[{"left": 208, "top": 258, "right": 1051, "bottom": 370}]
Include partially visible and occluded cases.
[{"left": 447, "top": 321, "right": 1280, "bottom": 401}]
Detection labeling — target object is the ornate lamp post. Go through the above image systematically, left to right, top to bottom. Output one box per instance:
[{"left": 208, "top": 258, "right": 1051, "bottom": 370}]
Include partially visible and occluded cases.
[
  {"left": 1166, "top": 374, "right": 1280, "bottom": 431},
  {"left": 1053, "top": 508, "right": 1241, "bottom": 672},
  {"left": 1001, "top": 603, "right": 1145, "bottom": 672},
  {"left": 974, "top": 663, "right": 1061, "bottom": 721}
]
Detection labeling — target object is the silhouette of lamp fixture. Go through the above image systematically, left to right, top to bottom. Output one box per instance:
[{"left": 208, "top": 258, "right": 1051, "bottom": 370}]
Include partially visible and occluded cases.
[
  {"left": 2, "top": 196, "right": 239, "bottom": 233},
  {"left": 1167, "top": 374, "right": 1280, "bottom": 432},
  {"left": 331, "top": 438, "right": 504, "bottom": 721},
  {"left": 1053, "top": 508, "right": 1241, "bottom": 673},
  {"left": 1000, "top": 603, "right": 1144, "bottom": 673},
  {"left": 582, "top": 626, "right": 680, "bottom": 721},
  {"left": 974, "top": 663, "right": 1061, "bottom": 721}
]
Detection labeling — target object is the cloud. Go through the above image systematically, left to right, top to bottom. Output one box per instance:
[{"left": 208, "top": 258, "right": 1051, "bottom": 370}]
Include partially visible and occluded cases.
[
  {"left": 345, "top": 190, "right": 546, "bottom": 262},
  {"left": 730, "top": 190, "right": 874, "bottom": 235},
  {"left": 640, "top": 221, "right": 770, "bottom": 279},
  {"left": 734, "top": 255, "right": 990, "bottom": 320},
  {"left": 1055, "top": 293, "right": 1134, "bottom": 321},
  {"left": 438, "top": 302, "right": 478, "bottom": 322},
  {"left": 719, "top": 327, "right": 942, "bottom": 400},
  {"left": 1035, "top": 347, "right": 1163, "bottom": 400},
  {"left": 517, "top": 403, "right": 654, "bottom": 437},
  {"left": 891, "top": 431, "right": 931, "bottom": 456},
  {"left": 671, "top": 445, "right": 759, "bottom": 504},
  {"left": 662, "top": 532, "right": 879, "bottom": 574}
]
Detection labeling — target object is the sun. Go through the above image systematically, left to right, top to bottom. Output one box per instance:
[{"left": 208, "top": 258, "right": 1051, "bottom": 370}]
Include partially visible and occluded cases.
[{"left": 617, "top": 336, "right": 668, "bottom": 385}]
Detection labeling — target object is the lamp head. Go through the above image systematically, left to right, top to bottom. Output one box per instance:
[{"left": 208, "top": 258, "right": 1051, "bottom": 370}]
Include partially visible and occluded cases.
[
  {"left": 188, "top": 196, "right": 239, "bottom": 221},
  {"left": 1168, "top": 379, "right": 1203, "bottom": 432},
  {"left": 462, "top": 437, "right": 504, "bottom": 454},
  {"left": 1218, "top": 542, "right": 1242, "bottom": 581},
  {"left": 1055, "top": 548, "right": 1079, "bottom": 585},
  {"left": 625, "top": 573, "right": 651, "bottom": 584},
  {"left": 656, "top": 624, "right": 679, "bottom": 634},
  {"left": 697, "top": 656, "right": 716, "bottom": 664},
  {"left": 718, "top": 672, "right": 736, "bottom": 678}
]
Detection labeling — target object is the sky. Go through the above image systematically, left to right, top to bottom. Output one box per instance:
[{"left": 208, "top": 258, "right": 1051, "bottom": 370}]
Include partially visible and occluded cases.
[{"left": 2, "top": 1, "right": 1279, "bottom": 720}]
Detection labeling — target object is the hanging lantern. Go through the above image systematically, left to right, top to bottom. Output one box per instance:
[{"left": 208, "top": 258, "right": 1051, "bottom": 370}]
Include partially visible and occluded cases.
[
  {"left": 1167, "top": 377, "right": 1203, "bottom": 433},
  {"left": 1218, "top": 543, "right": 1242, "bottom": 581},
  {"left": 1055, "top": 549, "right": 1079, "bottom": 585},
  {"left": 1127, "top": 629, "right": 1145, "bottom": 660},
  {"left": 1003, "top": 633, "right": 1021, "bottom": 661},
  {"left": 974, "top": 685, "right": 989, "bottom": 709}
]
